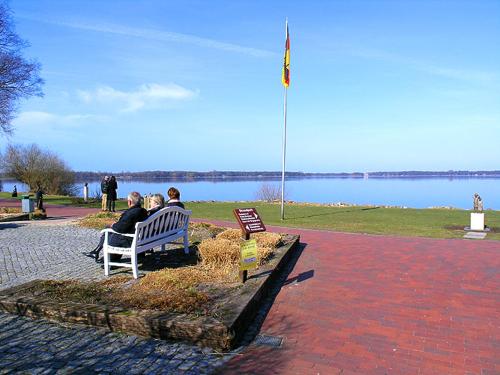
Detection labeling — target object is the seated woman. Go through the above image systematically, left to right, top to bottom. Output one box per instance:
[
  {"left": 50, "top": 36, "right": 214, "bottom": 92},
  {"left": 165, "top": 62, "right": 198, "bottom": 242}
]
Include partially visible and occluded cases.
[
  {"left": 166, "top": 187, "right": 185, "bottom": 208},
  {"left": 147, "top": 193, "right": 165, "bottom": 216}
]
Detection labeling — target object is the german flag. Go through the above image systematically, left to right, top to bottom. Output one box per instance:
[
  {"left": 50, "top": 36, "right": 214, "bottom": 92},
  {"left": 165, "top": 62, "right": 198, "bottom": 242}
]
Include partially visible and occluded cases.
[{"left": 281, "top": 22, "right": 290, "bottom": 88}]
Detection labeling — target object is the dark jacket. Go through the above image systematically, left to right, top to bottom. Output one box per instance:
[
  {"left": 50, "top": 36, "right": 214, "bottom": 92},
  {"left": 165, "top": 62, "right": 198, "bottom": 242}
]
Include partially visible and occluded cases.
[
  {"left": 107, "top": 178, "right": 118, "bottom": 201},
  {"left": 101, "top": 179, "right": 109, "bottom": 194},
  {"left": 35, "top": 188, "right": 43, "bottom": 200},
  {"left": 167, "top": 200, "right": 185, "bottom": 209},
  {"left": 109, "top": 203, "right": 148, "bottom": 247},
  {"left": 147, "top": 206, "right": 164, "bottom": 217}
]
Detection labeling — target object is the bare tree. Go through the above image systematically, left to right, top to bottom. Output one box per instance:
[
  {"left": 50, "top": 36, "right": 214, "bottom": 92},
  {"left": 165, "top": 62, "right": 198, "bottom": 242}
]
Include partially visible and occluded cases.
[
  {"left": 0, "top": 2, "right": 43, "bottom": 135},
  {"left": 1, "top": 143, "right": 75, "bottom": 195},
  {"left": 255, "top": 182, "right": 288, "bottom": 202}
]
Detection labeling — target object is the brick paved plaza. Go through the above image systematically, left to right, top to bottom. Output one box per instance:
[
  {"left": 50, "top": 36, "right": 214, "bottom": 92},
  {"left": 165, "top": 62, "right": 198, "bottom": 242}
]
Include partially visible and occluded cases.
[{"left": 222, "top": 225, "right": 500, "bottom": 375}]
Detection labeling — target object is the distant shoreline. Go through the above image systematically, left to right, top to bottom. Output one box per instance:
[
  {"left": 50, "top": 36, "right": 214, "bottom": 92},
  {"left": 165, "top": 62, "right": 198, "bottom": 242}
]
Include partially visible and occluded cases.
[{"left": 69, "top": 170, "right": 500, "bottom": 182}]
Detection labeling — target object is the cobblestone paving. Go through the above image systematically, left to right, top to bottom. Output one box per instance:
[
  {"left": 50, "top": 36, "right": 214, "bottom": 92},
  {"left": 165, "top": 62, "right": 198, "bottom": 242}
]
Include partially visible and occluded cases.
[
  {"left": 0, "top": 222, "right": 239, "bottom": 374},
  {"left": 0, "top": 223, "right": 104, "bottom": 288},
  {"left": 0, "top": 313, "right": 233, "bottom": 374}
]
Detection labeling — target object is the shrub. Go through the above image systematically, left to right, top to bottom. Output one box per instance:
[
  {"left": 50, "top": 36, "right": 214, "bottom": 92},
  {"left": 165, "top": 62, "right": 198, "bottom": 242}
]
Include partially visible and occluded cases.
[{"left": 255, "top": 182, "right": 282, "bottom": 202}]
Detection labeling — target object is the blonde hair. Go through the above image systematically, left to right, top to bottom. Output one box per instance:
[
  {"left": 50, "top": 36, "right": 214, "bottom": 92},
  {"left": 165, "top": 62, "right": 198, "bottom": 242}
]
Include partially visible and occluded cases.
[{"left": 150, "top": 193, "right": 165, "bottom": 209}]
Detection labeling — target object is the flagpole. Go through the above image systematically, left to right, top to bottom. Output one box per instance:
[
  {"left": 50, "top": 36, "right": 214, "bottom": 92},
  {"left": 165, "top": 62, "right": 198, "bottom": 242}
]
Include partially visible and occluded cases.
[
  {"left": 280, "top": 18, "right": 288, "bottom": 221},
  {"left": 281, "top": 85, "right": 287, "bottom": 220}
]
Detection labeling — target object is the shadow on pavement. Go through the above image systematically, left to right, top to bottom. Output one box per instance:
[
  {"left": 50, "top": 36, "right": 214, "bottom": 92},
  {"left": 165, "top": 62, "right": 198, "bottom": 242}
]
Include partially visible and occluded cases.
[
  {"left": 0, "top": 223, "right": 23, "bottom": 229},
  {"left": 235, "top": 242, "right": 307, "bottom": 348},
  {"left": 283, "top": 269, "right": 314, "bottom": 286}
]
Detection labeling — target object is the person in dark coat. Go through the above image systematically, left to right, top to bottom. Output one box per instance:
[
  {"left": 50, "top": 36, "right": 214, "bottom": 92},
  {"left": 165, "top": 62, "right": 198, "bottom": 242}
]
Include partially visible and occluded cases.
[
  {"left": 101, "top": 176, "right": 109, "bottom": 211},
  {"left": 106, "top": 176, "right": 118, "bottom": 212},
  {"left": 35, "top": 183, "right": 44, "bottom": 211},
  {"left": 166, "top": 187, "right": 185, "bottom": 209},
  {"left": 84, "top": 191, "right": 147, "bottom": 263}
]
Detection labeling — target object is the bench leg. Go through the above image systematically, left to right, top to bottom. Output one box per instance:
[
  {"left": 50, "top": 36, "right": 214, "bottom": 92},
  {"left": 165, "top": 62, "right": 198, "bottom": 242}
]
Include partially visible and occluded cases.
[
  {"left": 183, "top": 233, "right": 189, "bottom": 254},
  {"left": 103, "top": 248, "right": 110, "bottom": 276},
  {"left": 131, "top": 253, "right": 139, "bottom": 279}
]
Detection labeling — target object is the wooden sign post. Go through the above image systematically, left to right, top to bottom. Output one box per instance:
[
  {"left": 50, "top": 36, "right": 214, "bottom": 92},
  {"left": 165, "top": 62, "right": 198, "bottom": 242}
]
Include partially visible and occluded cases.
[{"left": 233, "top": 208, "right": 266, "bottom": 283}]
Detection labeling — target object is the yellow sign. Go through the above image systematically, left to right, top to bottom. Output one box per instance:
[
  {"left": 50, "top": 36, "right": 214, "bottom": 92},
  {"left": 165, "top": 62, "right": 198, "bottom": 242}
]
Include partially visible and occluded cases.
[{"left": 240, "top": 239, "right": 258, "bottom": 271}]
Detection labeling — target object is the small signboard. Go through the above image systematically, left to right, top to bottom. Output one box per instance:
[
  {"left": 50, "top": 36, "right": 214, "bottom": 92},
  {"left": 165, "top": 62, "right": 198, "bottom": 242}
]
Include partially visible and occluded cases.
[
  {"left": 233, "top": 208, "right": 266, "bottom": 234},
  {"left": 240, "top": 239, "right": 258, "bottom": 271}
]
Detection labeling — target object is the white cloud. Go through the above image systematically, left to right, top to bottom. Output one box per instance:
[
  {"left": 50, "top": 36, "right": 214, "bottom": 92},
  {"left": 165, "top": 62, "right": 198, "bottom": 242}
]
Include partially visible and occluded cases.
[
  {"left": 22, "top": 16, "right": 276, "bottom": 58},
  {"left": 348, "top": 47, "right": 498, "bottom": 84},
  {"left": 78, "top": 83, "right": 197, "bottom": 112},
  {"left": 9, "top": 111, "right": 108, "bottom": 144},
  {"left": 14, "top": 111, "right": 106, "bottom": 126}
]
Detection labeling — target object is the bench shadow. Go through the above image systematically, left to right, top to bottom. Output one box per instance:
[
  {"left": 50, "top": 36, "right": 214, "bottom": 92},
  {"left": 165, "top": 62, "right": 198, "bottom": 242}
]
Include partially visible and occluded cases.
[{"left": 139, "top": 245, "right": 199, "bottom": 272}]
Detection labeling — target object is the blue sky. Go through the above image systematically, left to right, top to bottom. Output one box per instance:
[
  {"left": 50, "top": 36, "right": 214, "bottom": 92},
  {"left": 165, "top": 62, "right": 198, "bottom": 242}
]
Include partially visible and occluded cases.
[{"left": 1, "top": 0, "right": 499, "bottom": 172}]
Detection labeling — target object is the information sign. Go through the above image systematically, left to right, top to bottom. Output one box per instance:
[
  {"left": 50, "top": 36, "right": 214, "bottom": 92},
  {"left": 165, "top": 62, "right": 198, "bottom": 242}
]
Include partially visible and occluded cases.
[
  {"left": 233, "top": 208, "right": 266, "bottom": 234},
  {"left": 240, "top": 239, "right": 258, "bottom": 271}
]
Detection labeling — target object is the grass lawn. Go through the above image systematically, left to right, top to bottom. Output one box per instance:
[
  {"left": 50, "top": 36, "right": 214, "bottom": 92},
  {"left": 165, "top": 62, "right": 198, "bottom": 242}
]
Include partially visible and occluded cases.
[
  {"left": 2, "top": 192, "right": 498, "bottom": 240},
  {"left": 185, "top": 201, "right": 500, "bottom": 241}
]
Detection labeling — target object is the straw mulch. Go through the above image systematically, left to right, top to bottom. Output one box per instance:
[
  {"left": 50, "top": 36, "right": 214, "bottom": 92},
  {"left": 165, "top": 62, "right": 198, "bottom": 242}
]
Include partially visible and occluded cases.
[
  {"left": 0, "top": 207, "right": 21, "bottom": 214},
  {"left": 77, "top": 211, "right": 121, "bottom": 230},
  {"left": 197, "top": 229, "right": 282, "bottom": 276}
]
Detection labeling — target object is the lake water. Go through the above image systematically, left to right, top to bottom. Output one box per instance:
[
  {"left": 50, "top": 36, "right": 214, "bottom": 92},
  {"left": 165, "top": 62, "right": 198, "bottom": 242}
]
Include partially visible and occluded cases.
[{"left": 2, "top": 177, "right": 498, "bottom": 210}]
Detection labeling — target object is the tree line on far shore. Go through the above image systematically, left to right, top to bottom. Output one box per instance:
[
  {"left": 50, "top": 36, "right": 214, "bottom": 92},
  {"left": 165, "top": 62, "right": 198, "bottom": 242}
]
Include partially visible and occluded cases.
[{"left": 72, "top": 170, "right": 500, "bottom": 181}]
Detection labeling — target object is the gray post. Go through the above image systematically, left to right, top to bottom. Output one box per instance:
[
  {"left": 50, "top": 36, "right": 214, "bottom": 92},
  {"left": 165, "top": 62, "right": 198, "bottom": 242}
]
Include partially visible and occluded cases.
[{"left": 83, "top": 183, "right": 89, "bottom": 202}]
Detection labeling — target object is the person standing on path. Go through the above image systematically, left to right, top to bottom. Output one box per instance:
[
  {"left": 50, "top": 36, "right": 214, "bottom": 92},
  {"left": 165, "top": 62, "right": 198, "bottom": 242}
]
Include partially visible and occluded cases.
[
  {"left": 101, "top": 176, "right": 109, "bottom": 211},
  {"left": 107, "top": 176, "right": 118, "bottom": 212},
  {"left": 35, "top": 183, "right": 44, "bottom": 211}
]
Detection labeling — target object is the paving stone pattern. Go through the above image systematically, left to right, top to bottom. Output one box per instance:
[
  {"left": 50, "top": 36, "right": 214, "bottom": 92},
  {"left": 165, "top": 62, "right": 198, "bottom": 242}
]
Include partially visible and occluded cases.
[
  {"left": 0, "top": 223, "right": 238, "bottom": 374},
  {"left": 0, "top": 223, "right": 104, "bottom": 288},
  {"left": 221, "top": 225, "right": 500, "bottom": 375},
  {"left": 0, "top": 312, "right": 232, "bottom": 374}
]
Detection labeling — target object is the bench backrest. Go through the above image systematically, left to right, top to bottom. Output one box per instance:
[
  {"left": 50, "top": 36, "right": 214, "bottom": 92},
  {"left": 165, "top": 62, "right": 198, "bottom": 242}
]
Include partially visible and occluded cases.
[{"left": 133, "top": 206, "right": 192, "bottom": 250}]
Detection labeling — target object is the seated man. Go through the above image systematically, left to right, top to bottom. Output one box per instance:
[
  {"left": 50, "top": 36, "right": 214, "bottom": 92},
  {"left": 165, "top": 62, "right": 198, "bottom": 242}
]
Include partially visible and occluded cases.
[{"left": 85, "top": 191, "right": 147, "bottom": 263}]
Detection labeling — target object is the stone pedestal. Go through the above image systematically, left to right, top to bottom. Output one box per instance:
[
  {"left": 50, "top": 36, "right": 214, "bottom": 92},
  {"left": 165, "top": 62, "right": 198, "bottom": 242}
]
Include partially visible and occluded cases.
[{"left": 470, "top": 212, "right": 485, "bottom": 231}]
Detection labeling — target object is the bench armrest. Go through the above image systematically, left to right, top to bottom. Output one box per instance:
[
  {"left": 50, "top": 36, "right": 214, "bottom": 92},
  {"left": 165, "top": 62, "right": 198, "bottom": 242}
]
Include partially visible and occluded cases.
[{"left": 100, "top": 228, "right": 136, "bottom": 238}]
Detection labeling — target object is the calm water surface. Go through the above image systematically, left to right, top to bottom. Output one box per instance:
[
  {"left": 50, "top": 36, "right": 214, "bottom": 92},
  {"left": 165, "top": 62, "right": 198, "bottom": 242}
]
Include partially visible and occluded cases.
[{"left": 2, "top": 177, "right": 498, "bottom": 210}]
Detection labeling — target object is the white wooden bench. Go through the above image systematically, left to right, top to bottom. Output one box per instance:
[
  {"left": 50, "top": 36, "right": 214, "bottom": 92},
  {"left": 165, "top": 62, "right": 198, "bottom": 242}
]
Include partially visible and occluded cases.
[{"left": 101, "top": 206, "right": 192, "bottom": 279}]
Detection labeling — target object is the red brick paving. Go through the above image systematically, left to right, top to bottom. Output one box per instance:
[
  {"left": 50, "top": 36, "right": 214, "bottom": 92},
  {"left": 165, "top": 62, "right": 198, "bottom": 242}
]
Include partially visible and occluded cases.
[
  {"left": 0, "top": 198, "right": 100, "bottom": 219},
  {"left": 2, "top": 201, "right": 499, "bottom": 373},
  {"left": 211, "top": 222, "right": 500, "bottom": 375}
]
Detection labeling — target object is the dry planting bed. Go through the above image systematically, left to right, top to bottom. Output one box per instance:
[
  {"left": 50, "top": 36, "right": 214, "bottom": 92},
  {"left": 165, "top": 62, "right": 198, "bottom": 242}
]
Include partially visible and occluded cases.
[
  {"left": 0, "top": 207, "right": 28, "bottom": 222},
  {"left": 13, "top": 220, "right": 286, "bottom": 318}
]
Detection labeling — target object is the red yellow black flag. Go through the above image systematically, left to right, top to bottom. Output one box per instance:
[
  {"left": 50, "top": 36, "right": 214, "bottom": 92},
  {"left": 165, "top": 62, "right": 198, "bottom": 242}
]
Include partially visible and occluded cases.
[{"left": 281, "top": 22, "right": 290, "bottom": 88}]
